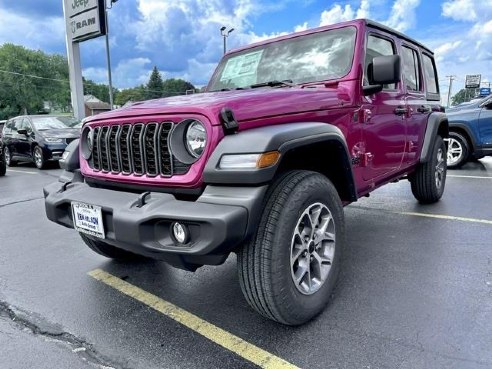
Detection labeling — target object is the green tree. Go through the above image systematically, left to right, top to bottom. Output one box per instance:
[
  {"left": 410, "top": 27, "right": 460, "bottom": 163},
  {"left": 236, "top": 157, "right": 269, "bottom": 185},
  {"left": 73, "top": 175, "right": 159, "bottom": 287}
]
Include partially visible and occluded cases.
[
  {"left": 0, "top": 44, "right": 72, "bottom": 118},
  {"left": 145, "top": 66, "right": 164, "bottom": 99},
  {"left": 83, "top": 78, "right": 118, "bottom": 104},
  {"left": 162, "top": 78, "right": 196, "bottom": 97},
  {"left": 115, "top": 85, "right": 146, "bottom": 106},
  {"left": 451, "top": 88, "right": 479, "bottom": 106}
]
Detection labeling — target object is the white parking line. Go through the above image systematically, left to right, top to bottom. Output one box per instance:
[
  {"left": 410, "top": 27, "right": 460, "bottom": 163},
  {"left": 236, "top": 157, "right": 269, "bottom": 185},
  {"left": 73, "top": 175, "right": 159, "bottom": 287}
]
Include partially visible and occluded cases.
[
  {"left": 7, "top": 169, "right": 38, "bottom": 175},
  {"left": 448, "top": 174, "right": 492, "bottom": 179},
  {"left": 351, "top": 206, "right": 492, "bottom": 225}
]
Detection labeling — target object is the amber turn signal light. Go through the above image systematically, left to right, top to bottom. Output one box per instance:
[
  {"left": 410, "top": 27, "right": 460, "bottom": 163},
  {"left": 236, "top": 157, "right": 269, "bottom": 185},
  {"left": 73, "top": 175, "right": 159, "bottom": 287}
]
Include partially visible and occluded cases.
[{"left": 257, "top": 151, "right": 281, "bottom": 168}]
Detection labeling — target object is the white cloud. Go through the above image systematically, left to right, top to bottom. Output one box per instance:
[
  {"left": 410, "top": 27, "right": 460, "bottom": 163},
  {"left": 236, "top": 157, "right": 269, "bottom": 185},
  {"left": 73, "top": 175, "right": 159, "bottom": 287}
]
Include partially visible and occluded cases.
[
  {"left": 384, "top": 0, "right": 421, "bottom": 32},
  {"left": 442, "top": 0, "right": 477, "bottom": 22},
  {"left": 320, "top": 4, "right": 357, "bottom": 25},
  {"left": 0, "top": 9, "right": 65, "bottom": 51},
  {"left": 294, "top": 22, "right": 309, "bottom": 32},
  {"left": 434, "top": 40, "right": 462, "bottom": 62},
  {"left": 83, "top": 58, "right": 153, "bottom": 88}
]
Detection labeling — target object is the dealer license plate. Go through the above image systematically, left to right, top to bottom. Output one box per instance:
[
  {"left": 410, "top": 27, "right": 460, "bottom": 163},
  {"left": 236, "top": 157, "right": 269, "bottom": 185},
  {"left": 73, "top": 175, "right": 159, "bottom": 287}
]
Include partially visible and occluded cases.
[{"left": 71, "top": 202, "right": 105, "bottom": 239}]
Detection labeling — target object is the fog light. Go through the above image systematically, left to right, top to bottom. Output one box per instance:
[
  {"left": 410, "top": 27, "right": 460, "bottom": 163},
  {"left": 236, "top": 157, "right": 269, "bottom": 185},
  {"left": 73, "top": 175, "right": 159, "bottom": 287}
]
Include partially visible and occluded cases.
[{"left": 172, "top": 222, "right": 190, "bottom": 244}]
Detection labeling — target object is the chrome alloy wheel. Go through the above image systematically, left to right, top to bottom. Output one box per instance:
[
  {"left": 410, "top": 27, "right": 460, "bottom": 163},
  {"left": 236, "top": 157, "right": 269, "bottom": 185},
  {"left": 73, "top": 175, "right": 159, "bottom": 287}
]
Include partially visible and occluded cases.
[
  {"left": 446, "top": 137, "right": 463, "bottom": 166},
  {"left": 4, "top": 147, "right": 11, "bottom": 166},
  {"left": 34, "top": 147, "right": 43, "bottom": 168},
  {"left": 435, "top": 147, "right": 446, "bottom": 189},
  {"left": 290, "top": 202, "right": 336, "bottom": 295}
]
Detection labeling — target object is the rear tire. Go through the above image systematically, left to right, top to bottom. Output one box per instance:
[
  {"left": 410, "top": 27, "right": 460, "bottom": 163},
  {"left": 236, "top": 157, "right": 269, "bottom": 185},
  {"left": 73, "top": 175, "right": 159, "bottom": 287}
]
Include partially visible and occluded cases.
[
  {"left": 446, "top": 132, "right": 469, "bottom": 169},
  {"left": 410, "top": 136, "right": 447, "bottom": 204},
  {"left": 4, "top": 146, "right": 17, "bottom": 167},
  {"left": 237, "top": 170, "right": 344, "bottom": 325},
  {"left": 79, "top": 233, "right": 145, "bottom": 261}
]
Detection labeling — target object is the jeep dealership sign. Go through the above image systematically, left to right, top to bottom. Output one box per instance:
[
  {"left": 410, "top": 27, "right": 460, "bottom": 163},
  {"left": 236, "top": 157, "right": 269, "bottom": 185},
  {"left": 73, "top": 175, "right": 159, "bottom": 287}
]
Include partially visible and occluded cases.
[
  {"left": 65, "top": 0, "right": 106, "bottom": 42},
  {"left": 465, "top": 74, "right": 481, "bottom": 89}
]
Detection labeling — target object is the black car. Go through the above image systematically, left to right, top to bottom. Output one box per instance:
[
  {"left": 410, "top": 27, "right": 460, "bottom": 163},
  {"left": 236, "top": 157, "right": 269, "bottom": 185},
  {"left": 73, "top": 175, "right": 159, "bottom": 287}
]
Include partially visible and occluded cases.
[
  {"left": 2, "top": 115, "right": 80, "bottom": 169},
  {"left": 0, "top": 120, "right": 5, "bottom": 176}
]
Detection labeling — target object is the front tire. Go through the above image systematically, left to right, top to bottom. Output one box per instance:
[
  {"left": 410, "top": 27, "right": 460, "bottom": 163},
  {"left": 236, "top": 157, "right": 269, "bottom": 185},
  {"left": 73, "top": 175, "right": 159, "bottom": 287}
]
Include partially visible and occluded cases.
[
  {"left": 446, "top": 132, "right": 469, "bottom": 168},
  {"left": 410, "top": 136, "right": 447, "bottom": 204},
  {"left": 33, "top": 146, "right": 46, "bottom": 169},
  {"left": 0, "top": 158, "right": 5, "bottom": 176},
  {"left": 237, "top": 171, "right": 344, "bottom": 325},
  {"left": 79, "top": 233, "right": 145, "bottom": 261}
]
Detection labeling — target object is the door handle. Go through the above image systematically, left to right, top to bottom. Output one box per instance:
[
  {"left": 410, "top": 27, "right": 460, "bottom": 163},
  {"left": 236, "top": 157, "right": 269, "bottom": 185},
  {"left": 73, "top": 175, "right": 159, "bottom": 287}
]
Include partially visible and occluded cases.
[
  {"left": 417, "top": 105, "right": 431, "bottom": 113},
  {"left": 394, "top": 107, "right": 408, "bottom": 116}
]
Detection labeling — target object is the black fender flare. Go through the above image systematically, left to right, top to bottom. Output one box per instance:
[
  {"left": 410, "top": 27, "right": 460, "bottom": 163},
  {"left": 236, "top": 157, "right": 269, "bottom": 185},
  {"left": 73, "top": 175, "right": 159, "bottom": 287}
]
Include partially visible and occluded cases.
[
  {"left": 420, "top": 113, "right": 449, "bottom": 163},
  {"left": 204, "top": 122, "right": 357, "bottom": 200}
]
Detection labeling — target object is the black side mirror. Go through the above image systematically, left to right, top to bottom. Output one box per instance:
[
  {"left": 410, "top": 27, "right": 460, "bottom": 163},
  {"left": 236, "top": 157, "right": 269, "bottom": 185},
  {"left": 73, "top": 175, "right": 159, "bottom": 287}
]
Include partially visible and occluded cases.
[
  {"left": 363, "top": 55, "right": 401, "bottom": 96},
  {"left": 17, "top": 129, "right": 28, "bottom": 135}
]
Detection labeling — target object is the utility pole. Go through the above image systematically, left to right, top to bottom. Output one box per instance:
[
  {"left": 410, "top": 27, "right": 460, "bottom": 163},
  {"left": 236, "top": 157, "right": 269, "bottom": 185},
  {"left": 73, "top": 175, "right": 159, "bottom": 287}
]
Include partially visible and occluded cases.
[
  {"left": 104, "top": 0, "right": 118, "bottom": 110},
  {"left": 220, "top": 26, "right": 234, "bottom": 54},
  {"left": 446, "top": 75, "right": 455, "bottom": 107}
]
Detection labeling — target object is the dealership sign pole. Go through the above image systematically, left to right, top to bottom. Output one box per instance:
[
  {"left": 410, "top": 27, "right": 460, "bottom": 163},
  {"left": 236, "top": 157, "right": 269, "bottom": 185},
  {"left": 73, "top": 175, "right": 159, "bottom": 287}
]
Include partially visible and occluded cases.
[{"left": 63, "top": 0, "right": 107, "bottom": 120}]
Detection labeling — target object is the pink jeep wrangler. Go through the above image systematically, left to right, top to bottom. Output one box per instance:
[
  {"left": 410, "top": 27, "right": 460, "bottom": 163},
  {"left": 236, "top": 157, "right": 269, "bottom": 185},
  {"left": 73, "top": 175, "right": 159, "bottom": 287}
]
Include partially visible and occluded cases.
[{"left": 45, "top": 19, "right": 448, "bottom": 325}]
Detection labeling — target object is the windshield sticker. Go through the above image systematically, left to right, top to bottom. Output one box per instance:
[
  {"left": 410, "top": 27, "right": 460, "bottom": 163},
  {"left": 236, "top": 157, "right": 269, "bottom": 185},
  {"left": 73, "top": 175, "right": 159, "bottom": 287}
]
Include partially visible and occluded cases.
[{"left": 220, "top": 50, "right": 264, "bottom": 81}]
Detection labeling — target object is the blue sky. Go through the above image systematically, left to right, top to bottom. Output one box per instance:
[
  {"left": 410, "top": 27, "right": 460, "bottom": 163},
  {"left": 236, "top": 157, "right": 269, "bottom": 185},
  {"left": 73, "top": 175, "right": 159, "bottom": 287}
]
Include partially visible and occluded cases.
[{"left": 0, "top": 0, "right": 491, "bottom": 104}]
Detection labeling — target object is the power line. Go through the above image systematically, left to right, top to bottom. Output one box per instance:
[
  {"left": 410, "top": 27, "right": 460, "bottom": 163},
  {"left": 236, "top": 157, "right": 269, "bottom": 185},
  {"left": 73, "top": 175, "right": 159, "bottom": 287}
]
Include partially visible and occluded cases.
[{"left": 0, "top": 69, "right": 69, "bottom": 83}]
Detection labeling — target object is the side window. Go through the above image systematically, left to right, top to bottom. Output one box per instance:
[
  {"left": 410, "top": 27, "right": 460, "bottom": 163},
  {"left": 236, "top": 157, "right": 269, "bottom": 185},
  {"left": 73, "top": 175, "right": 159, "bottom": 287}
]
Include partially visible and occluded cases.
[
  {"left": 365, "top": 35, "right": 396, "bottom": 89},
  {"left": 401, "top": 46, "right": 421, "bottom": 92},
  {"left": 422, "top": 54, "right": 439, "bottom": 94},
  {"left": 14, "top": 118, "right": 24, "bottom": 132},
  {"left": 20, "top": 118, "right": 32, "bottom": 132},
  {"left": 4, "top": 120, "right": 14, "bottom": 134}
]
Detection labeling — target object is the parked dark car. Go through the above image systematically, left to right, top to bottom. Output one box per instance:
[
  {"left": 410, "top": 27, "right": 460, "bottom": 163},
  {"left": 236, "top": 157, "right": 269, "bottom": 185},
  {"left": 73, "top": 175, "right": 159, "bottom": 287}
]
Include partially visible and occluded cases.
[
  {"left": 446, "top": 96, "right": 492, "bottom": 168},
  {"left": 2, "top": 115, "right": 80, "bottom": 169},
  {"left": 0, "top": 120, "right": 5, "bottom": 176}
]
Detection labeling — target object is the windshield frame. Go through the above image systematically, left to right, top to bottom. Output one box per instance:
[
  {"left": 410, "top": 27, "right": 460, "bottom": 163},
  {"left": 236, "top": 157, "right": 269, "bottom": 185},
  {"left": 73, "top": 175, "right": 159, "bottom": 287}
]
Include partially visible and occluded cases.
[{"left": 207, "top": 25, "right": 358, "bottom": 92}]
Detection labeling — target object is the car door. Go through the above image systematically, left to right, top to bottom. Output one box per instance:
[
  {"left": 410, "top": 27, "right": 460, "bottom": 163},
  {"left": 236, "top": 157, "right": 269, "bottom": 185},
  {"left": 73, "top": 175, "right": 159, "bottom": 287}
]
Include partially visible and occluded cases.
[
  {"left": 361, "top": 32, "right": 406, "bottom": 181},
  {"left": 400, "top": 44, "right": 428, "bottom": 165},
  {"left": 478, "top": 98, "right": 492, "bottom": 147},
  {"left": 15, "top": 117, "right": 32, "bottom": 158},
  {"left": 17, "top": 117, "right": 34, "bottom": 158}
]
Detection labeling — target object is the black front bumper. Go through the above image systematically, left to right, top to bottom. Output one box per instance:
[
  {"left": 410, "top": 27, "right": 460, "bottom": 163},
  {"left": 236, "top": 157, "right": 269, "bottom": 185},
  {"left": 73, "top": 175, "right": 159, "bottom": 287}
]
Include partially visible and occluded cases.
[{"left": 44, "top": 173, "right": 267, "bottom": 270}]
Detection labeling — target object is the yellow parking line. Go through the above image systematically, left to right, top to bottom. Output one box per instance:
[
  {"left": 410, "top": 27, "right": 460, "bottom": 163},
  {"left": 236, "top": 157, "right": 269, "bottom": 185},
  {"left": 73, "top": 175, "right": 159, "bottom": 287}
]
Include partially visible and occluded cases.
[
  {"left": 7, "top": 169, "right": 38, "bottom": 175},
  {"left": 448, "top": 174, "right": 492, "bottom": 179},
  {"left": 351, "top": 206, "right": 492, "bottom": 225},
  {"left": 88, "top": 269, "right": 299, "bottom": 369}
]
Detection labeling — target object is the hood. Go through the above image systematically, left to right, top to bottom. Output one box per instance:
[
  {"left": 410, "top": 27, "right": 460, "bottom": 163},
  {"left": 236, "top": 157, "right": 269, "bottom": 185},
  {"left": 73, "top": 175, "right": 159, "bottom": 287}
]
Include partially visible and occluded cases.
[
  {"left": 85, "top": 84, "right": 354, "bottom": 125},
  {"left": 39, "top": 128, "right": 80, "bottom": 138}
]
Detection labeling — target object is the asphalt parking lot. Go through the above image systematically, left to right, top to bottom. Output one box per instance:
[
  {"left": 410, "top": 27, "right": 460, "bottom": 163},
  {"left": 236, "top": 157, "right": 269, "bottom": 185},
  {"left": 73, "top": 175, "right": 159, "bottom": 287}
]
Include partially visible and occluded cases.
[{"left": 0, "top": 160, "right": 491, "bottom": 369}]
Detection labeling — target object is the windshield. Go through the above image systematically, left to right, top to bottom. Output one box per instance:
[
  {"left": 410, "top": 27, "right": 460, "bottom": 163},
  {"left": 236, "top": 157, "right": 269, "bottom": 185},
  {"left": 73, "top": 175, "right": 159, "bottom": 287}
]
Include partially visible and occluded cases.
[
  {"left": 208, "top": 26, "right": 357, "bottom": 91},
  {"left": 32, "top": 116, "right": 77, "bottom": 130}
]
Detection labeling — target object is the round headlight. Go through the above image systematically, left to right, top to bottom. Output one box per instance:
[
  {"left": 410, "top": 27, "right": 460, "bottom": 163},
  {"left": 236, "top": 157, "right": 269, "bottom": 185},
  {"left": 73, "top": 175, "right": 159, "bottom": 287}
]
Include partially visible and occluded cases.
[
  {"left": 185, "top": 120, "right": 206, "bottom": 158},
  {"left": 81, "top": 127, "right": 93, "bottom": 160}
]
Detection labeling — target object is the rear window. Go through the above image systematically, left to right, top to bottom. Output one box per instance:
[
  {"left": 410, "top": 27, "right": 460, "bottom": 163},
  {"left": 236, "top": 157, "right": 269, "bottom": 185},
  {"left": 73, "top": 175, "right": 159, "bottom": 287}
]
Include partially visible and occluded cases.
[{"left": 401, "top": 46, "right": 421, "bottom": 92}]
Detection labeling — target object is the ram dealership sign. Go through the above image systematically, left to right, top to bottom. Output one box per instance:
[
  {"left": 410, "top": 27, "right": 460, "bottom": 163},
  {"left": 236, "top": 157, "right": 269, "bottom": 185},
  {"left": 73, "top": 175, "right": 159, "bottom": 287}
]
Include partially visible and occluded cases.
[{"left": 65, "top": 0, "right": 106, "bottom": 42}]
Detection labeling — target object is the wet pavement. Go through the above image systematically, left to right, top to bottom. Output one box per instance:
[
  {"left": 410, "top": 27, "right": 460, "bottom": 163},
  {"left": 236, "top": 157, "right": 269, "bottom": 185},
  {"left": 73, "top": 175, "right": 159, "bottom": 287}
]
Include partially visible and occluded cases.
[{"left": 0, "top": 160, "right": 491, "bottom": 369}]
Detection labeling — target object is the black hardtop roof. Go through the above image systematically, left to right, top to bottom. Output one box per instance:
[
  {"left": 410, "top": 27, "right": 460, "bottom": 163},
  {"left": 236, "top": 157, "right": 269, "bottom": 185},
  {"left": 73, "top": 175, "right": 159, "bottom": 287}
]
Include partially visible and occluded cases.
[{"left": 364, "top": 19, "right": 434, "bottom": 55}]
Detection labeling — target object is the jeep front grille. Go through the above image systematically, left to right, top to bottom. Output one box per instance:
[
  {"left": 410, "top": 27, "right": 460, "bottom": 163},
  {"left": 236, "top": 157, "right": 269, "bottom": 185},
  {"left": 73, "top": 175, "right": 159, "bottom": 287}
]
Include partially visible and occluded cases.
[{"left": 89, "top": 122, "right": 190, "bottom": 177}]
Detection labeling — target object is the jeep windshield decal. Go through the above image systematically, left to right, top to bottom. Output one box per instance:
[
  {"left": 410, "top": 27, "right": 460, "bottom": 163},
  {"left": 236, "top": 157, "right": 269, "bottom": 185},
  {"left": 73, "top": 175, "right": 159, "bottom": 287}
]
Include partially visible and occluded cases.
[
  {"left": 209, "top": 26, "right": 357, "bottom": 92},
  {"left": 220, "top": 50, "right": 264, "bottom": 87}
]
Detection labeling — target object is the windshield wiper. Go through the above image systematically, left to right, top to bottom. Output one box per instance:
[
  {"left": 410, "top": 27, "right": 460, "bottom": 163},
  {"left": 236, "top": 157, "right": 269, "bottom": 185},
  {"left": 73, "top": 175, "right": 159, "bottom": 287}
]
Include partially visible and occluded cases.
[{"left": 250, "top": 80, "right": 294, "bottom": 88}]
